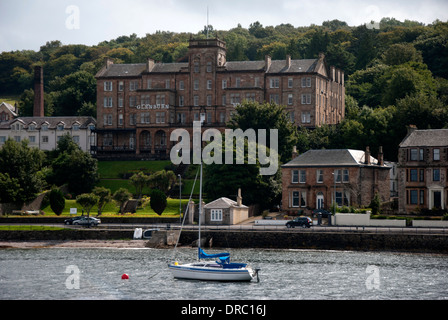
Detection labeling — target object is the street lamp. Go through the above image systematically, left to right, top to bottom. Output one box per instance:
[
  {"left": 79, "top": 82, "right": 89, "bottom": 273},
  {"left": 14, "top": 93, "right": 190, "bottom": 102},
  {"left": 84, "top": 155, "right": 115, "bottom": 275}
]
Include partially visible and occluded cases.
[{"left": 178, "top": 174, "right": 182, "bottom": 224}]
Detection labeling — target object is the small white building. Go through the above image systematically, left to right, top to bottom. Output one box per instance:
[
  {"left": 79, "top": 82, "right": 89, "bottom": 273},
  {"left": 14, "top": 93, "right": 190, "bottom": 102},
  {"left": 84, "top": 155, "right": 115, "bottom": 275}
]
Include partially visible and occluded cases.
[
  {"left": 0, "top": 116, "right": 96, "bottom": 152},
  {"left": 204, "top": 189, "right": 249, "bottom": 225}
]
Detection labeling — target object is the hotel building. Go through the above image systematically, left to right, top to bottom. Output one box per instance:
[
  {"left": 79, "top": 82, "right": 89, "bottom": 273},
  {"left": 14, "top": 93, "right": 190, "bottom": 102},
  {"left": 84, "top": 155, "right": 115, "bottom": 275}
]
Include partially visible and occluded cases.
[{"left": 94, "top": 38, "right": 345, "bottom": 159}]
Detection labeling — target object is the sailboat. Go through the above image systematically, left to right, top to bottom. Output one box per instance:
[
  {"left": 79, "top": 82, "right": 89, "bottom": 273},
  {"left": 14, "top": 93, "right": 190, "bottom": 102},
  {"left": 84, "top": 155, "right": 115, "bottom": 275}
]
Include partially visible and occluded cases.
[{"left": 168, "top": 163, "right": 259, "bottom": 282}]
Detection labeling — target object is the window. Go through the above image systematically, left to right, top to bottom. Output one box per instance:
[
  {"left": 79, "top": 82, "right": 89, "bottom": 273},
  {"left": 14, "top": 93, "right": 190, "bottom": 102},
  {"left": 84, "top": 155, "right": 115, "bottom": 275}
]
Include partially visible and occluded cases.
[
  {"left": 194, "top": 61, "right": 199, "bottom": 73},
  {"left": 207, "top": 62, "right": 212, "bottom": 73},
  {"left": 254, "top": 77, "right": 260, "bottom": 87},
  {"left": 301, "top": 77, "right": 311, "bottom": 87},
  {"left": 235, "top": 78, "right": 241, "bottom": 88},
  {"left": 270, "top": 78, "right": 279, "bottom": 88},
  {"left": 288, "top": 78, "right": 293, "bottom": 88},
  {"left": 147, "top": 80, "right": 152, "bottom": 89},
  {"left": 165, "top": 80, "right": 170, "bottom": 89},
  {"left": 194, "top": 80, "right": 199, "bottom": 90},
  {"left": 207, "top": 80, "right": 212, "bottom": 90},
  {"left": 222, "top": 80, "right": 227, "bottom": 89},
  {"left": 104, "top": 81, "right": 113, "bottom": 91},
  {"left": 118, "top": 81, "right": 124, "bottom": 91},
  {"left": 130, "top": 81, "right": 139, "bottom": 91},
  {"left": 179, "top": 81, "right": 184, "bottom": 90},
  {"left": 245, "top": 93, "right": 256, "bottom": 102},
  {"left": 270, "top": 94, "right": 279, "bottom": 104},
  {"left": 288, "top": 94, "right": 293, "bottom": 105},
  {"left": 301, "top": 94, "right": 311, "bottom": 104},
  {"left": 156, "top": 95, "right": 165, "bottom": 105},
  {"left": 194, "top": 95, "right": 199, "bottom": 106},
  {"left": 207, "top": 95, "right": 212, "bottom": 106},
  {"left": 222, "top": 95, "right": 227, "bottom": 106},
  {"left": 179, "top": 96, "right": 184, "bottom": 106},
  {"left": 104, "top": 97, "right": 113, "bottom": 108},
  {"left": 118, "top": 97, "right": 123, "bottom": 108},
  {"left": 156, "top": 112, "right": 165, "bottom": 124},
  {"left": 220, "top": 112, "right": 226, "bottom": 123},
  {"left": 301, "top": 112, "right": 311, "bottom": 124},
  {"left": 141, "top": 113, "right": 150, "bottom": 124},
  {"left": 177, "top": 113, "right": 186, "bottom": 124},
  {"left": 118, "top": 114, "right": 123, "bottom": 125},
  {"left": 129, "top": 114, "right": 137, "bottom": 126},
  {"left": 41, "top": 124, "right": 48, "bottom": 131},
  {"left": 57, "top": 124, "right": 65, "bottom": 131},
  {"left": 72, "top": 124, "right": 80, "bottom": 131},
  {"left": 0, "top": 136, "right": 6, "bottom": 144},
  {"left": 29, "top": 136, "right": 36, "bottom": 143},
  {"left": 42, "top": 136, "right": 48, "bottom": 143},
  {"left": 72, "top": 136, "right": 80, "bottom": 144},
  {"left": 410, "top": 149, "right": 418, "bottom": 161},
  {"left": 419, "top": 149, "right": 424, "bottom": 161},
  {"left": 434, "top": 149, "right": 440, "bottom": 161},
  {"left": 334, "top": 169, "right": 348, "bottom": 183},
  {"left": 343, "top": 169, "right": 349, "bottom": 182},
  {"left": 410, "top": 169, "right": 418, "bottom": 182},
  {"left": 419, "top": 169, "right": 425, "bottom": 182},
  {"left": 433, "top": 169, "right": 440, "bottom": 181},
  {"left": 292, "top": 170, "right": 299, "bottom": 183},
  {"left": 299, "top": 170, "right": 306, "bottom": 183},
  {"left": 317, "top": 170, "right": 324, "bottom": 183},
  {"left": 410, "top": 190, "right": 418, "bottom": 205},
  {"left": 420, "top": 190, "right": 425, "bottom": 205},
  {"left": 292, "top": 191, "right": 300, "bottom": 207},
  {"left": 335, "top": 191, "right": 350, "bottom": 206},
  {"left": 211, "top": 209, "right": 223, "bottom": 221}
]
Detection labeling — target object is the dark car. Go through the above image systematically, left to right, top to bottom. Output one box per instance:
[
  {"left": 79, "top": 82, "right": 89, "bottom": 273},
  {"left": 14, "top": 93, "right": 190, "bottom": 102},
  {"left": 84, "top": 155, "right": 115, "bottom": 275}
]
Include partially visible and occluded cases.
[
  {"left": 312, "top": 209, "right": 331, "bottom": 218},
  {"left": 64, "top": 216, "right": 83, "bottom": 225},
  {"left": 72, "top": 216, "right": 101, "bottom": 227},
  {"left": 286, "top": 217, "right": 312, "bottom": 228}
]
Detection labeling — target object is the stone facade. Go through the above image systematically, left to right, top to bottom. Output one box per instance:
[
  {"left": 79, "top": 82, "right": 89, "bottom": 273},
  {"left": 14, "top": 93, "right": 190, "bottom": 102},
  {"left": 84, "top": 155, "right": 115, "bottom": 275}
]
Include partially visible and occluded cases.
[
  {"left": 94, "top": 38, "right": 345, "bottom": 159},
  {"left": 398, "top": 127, "right": 448, "bottom": 213},
  {"left": 281, "top": 148, "right": 390, "bottom": 215},
  {"left": 203, "top": 191, "right": 248, "bottom": 225}
]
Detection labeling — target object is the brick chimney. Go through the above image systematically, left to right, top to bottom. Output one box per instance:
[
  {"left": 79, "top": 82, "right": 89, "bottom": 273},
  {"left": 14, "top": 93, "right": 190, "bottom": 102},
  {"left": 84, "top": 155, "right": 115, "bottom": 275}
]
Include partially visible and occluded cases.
[
  {"left": 265, "top": 55, "right": 271, "bottom": 71},
  {"left": 286, "top": 55, "right": 291, "bottom": 69},
  {"left": 33, "top": 66, "right": 44, "bottom": 117},
  {"left": 292, "top": 146, "right": 298, "bottom": 159},
  {"left": 365, "top": 146, "right": 371, "bottom": 165},
  {"left": 378, "top": 146, "right": 384, "bottom": 166},
  {"left": 237, "top": 188, "right": 242, "bottom": 207}
]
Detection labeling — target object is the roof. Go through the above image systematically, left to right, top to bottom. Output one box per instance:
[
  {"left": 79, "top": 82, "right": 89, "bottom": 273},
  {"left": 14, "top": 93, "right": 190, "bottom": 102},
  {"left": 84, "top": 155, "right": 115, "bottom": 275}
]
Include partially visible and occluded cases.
[
  {"left": 95, "top": 58, "right": 322, "bottom": 78},
  {"left": 0, "top": 102, "right": 18, "bottom": 117},
  {"left": 0, "top": 116, "right": 96, "bottom": 130},
  {"left": 399, "top": 129, "right": 448, "bottom": 148},
  {"left": 282, "top": 149, "right": 383, "bottom": 168},
  {"left": 204, "top": 197, "right": 248, "bottom": 209}
]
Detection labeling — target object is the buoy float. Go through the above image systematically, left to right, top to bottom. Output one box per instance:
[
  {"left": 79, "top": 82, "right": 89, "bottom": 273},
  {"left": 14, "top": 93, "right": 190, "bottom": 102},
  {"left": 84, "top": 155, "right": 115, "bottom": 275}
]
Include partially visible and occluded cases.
[{"left": 121, "top": 273, "right": 129, "bottom": 280}]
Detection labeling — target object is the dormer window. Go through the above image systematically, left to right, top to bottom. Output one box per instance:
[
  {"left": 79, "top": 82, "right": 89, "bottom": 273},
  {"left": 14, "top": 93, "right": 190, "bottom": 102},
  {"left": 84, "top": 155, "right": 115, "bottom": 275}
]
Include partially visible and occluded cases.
[
  {"left": 41, "top": 123, "right": 49, "bottom": 131},
  {"left": 57, "top": 123, "right": 65, "bottom": 131},
  {"left": 72, "top": 123, "right": 80, "bottom": 131},
  {"left": 28, "top": 124, "right": 36, "bottom": 131}
]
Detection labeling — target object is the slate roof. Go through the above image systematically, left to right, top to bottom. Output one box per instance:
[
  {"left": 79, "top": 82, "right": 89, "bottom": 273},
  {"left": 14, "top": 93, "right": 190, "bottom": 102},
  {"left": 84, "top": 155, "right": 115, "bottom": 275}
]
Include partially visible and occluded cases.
[
  {"left": 96, "top": 58, "right": 320, "bottom": 78},
  {"left": 0, "top": 102, "right": 18, "bottom": 117},
  {"left": 0, "top": 116, "right": 96, "bottom": 130},
  {"left": 399, "top": 129, "right": 448, "bottom": 148},
  {"left": 282, "top": 149, "right": 382, "bottom": 168},
  {"left": 204, "top": 197, "right": 248, "bottom": 209}
]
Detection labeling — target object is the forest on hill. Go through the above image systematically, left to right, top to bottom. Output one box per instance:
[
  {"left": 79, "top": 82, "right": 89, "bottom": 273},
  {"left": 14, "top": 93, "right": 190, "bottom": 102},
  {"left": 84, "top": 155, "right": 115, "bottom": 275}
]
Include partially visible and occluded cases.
[{"left": 0, "top": 17, "right": 447, "bottom": 161}]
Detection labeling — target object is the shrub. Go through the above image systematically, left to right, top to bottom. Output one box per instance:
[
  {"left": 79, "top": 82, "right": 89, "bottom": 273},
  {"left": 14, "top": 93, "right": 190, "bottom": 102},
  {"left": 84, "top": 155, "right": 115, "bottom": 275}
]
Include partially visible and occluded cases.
[
  {"left": 49, "top": 188, "right": 65, "bottom": 216},
  {"left": 150, "top": 189, "right": 167, "bottom": 216}
]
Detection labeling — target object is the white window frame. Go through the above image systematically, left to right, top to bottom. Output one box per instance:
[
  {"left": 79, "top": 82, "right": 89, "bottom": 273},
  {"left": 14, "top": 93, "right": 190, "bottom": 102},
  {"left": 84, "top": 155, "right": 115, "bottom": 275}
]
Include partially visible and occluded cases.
[{"left": 211, "top": 209, "right": 223, "bottom": 221}]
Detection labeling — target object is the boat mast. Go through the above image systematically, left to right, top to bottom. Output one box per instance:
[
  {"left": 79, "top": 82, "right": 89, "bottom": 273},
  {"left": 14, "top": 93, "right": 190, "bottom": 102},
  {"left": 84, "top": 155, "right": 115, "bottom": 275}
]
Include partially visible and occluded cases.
[{"left": 198, "top": 161, "right": 203, "bottom": 261}]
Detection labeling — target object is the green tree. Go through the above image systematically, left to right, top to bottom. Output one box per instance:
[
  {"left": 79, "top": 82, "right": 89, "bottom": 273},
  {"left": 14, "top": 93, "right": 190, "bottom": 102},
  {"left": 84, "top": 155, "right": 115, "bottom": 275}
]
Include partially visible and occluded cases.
[
  {"left": 228, "top": 100, "right": 298, "bottom": 163},
  {"left": 0, "top": 139, "right": 46, "bottom": 204},
  {"left": 148, "top": 170, "right": 177, "bottom": 194},
  {"left": 130, "top": 172, "right": 150, "bottom": 199},
  {"left": 92, "top": 187, "right": 111, "bottom": 216},
  {"left": 49, "top": 188, "right": 65, "bottom": 216},
  {"left": 113, "top": 188, "right": 131, "bottom": 214},
  {"left": 150, "top": 189, "right": 167, "bottom": 216},
  {"left": 76, "top": 193, "right": 99, "bottom": 217}
]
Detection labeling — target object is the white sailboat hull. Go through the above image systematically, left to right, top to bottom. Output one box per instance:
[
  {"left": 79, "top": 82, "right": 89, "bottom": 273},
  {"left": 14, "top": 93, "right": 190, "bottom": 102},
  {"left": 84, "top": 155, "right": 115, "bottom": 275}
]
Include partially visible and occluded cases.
[{"left": 168, "top": 263, "right": 256, "bottom": 282}]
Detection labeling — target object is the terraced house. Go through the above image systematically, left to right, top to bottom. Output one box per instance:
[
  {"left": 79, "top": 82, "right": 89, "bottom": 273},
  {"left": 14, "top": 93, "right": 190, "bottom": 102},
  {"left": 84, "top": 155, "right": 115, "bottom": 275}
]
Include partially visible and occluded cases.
[
  {"left": 94, "top": 38, "right": 345, "bottom": 159},
  {"left": 398, "top": 127, "right": 448, "bottom": 213}
]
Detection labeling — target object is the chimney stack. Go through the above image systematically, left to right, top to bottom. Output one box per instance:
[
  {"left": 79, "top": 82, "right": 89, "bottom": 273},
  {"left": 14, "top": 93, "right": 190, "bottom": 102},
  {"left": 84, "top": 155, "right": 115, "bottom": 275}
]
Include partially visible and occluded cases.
[
  {"left": 265, "top": 55, "right": 271, "bottom": 71},
  {"left": 286, "top": 55, "right": 291, "bottom": 69},
  {"left": 147, "top": 58, "right": 155, "bottom": 72},
  {"left": 33, "top": 66, "right": 44, "bottom": 117},
  {"left": 292, "top": 146, "right": 298, "bottom": 159},
  {"left": 365, "top": 146, "right": 371, "bottom": 165},
  {"left": 378, "top": 146, "right": 384, "bottom": 166},
  {"left": 237, "top": 188, "right": 242, "bottom": 207}
]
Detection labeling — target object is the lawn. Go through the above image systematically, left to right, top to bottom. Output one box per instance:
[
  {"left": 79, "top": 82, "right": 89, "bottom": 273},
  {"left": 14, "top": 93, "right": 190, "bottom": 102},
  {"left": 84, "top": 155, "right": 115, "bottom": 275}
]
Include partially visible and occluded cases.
[
  {"left": 98, "top": 160, "right": 172, "bottom": 179},
  {"left": 40, "top": 198, "right": 190, "bottom": 217},
  {"left": 0, "top": 225, "right": 67, "bottom": 231}
]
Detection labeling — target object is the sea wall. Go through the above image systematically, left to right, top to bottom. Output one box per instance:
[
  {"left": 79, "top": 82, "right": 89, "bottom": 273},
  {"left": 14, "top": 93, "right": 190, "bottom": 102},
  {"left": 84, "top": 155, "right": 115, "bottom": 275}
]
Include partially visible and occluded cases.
[{"left": 1, "top": 229, "right": 448, "bottom": 254}]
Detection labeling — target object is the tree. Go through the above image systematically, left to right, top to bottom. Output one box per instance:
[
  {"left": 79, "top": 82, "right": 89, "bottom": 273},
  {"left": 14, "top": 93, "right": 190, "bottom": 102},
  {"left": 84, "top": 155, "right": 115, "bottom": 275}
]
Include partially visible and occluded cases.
[
  {"left": 228, "top": 100, "right": 298, "bottom": 163},
  {"left": 0, "top": 139, "right": 46, "bottom": 204},
  {"left": 148, "top": 170, "right": 177, "bottom": 194},
  {"left": 130, "top": 172, "right": 150, "bottom": 199},
  {"left": 92, "top": 187, "right": 111, "bottom": 216},
  {"left": 49, "top": 188, "right": 65, "bottom": 216},
  {"left": 113, "top": 188, "right": 131, "bottom": 214},
  {"left": 150, "top": 189, "right": 167, "bottom": 216},
  {"left": 76, "top": 193, "right": 99, "bottom": 217}
]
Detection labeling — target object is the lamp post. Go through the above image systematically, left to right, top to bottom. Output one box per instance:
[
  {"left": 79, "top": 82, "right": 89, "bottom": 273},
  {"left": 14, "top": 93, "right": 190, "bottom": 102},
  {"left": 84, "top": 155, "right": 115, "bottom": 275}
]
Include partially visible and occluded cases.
[{"left": 178, "top": 174, "right": 182, "bottom": 224}]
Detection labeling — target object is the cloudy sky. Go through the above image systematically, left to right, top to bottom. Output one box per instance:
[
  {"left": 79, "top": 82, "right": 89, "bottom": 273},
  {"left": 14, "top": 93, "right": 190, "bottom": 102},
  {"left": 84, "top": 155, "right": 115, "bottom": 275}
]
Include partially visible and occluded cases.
[{"left": 1, "top": 0, "right": 447, "bottom": 52}]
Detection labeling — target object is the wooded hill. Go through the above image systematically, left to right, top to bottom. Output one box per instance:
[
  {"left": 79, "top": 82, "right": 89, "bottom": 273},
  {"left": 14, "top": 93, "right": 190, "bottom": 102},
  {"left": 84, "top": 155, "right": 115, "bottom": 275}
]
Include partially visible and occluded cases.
[{"left": 1, "top": 17, "right": 447, "bottom": 161}]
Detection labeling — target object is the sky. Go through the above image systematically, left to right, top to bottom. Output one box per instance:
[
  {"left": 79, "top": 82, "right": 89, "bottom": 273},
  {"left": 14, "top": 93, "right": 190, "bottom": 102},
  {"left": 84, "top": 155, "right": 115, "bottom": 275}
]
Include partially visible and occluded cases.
[{"left": 1, "top": 0, "right": 448, "bottom": 52}]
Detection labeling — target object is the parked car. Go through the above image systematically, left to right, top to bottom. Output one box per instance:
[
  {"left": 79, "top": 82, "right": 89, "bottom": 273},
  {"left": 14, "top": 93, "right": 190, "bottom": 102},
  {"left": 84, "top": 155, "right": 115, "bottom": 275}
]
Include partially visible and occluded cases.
[
  {"left": 312, "top": 209, "right": 331, "bottom": 218},
  {"left": 64, "top": 216, "right": 83, "bottom": 225},
  {"left": 72, "top": 216, "right": 101, "bottom": 227},
  {"left": 286, "top": 217, "right": 312, "bottom": 228}
]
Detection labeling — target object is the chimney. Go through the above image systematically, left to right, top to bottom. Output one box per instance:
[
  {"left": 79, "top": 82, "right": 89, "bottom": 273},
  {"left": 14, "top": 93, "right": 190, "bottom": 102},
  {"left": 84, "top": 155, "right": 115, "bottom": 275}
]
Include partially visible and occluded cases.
[
  {"left": 265, "top": 55, "right": 271, "bottom": 71},
  {"left": 286, "top": 55, "right": 291, "bottom": 69},
  {"left": 105, "top": 57, "right": 114, "bottom": 69},
  {"left": 147, "top": 58, "right": 155, "bottom": 72},
  {"left": 33, "top": 66, "right": 44, "bottom": 117},
  {"left": 406, "top": 125, "right": 417, "bottom": 135},
  {"left": 292, "top": 146, "right": 298, "bottom": 160},
  {"left": 365, "top": 146, "right": 371, "bottom": 165},
  {"left": 378, "top": 146, "right": 384, "bottom": 166},
  {"left": 237, "top": 188, "right": 242, "bottom": 207}
]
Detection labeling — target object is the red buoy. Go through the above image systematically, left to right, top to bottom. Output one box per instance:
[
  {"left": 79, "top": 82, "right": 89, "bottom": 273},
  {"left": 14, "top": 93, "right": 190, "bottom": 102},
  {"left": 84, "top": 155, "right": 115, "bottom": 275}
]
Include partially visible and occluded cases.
[{"left": 121, "top": 273, "right": 129, "bottom": 280}]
